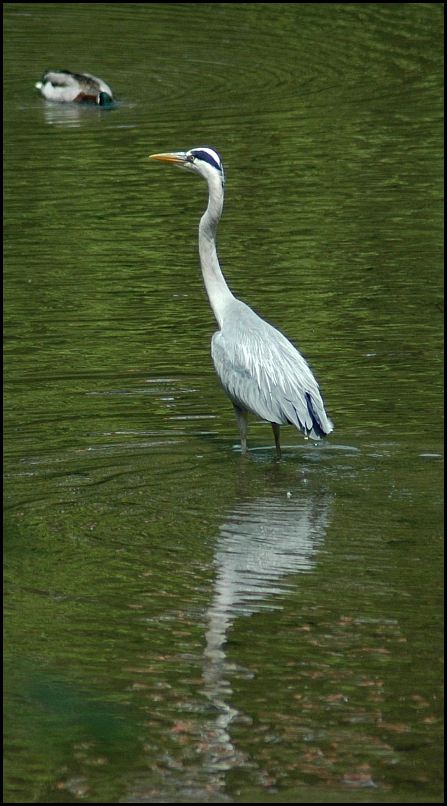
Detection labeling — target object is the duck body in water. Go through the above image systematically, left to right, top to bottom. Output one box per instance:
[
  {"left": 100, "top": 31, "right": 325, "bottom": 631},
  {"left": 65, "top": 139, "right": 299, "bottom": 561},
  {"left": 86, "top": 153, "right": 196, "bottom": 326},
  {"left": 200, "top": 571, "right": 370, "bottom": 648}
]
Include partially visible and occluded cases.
[{"left": 35, "top": 70, "right": 113, "bottom": 106}]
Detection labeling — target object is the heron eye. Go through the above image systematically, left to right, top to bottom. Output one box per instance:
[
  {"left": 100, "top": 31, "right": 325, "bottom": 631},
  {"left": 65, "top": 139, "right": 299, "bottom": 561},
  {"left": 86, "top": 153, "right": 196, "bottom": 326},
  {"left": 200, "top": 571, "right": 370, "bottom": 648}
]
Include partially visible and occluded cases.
[{"left": 186, "top": 154, "right": 195, "bottom": 164}]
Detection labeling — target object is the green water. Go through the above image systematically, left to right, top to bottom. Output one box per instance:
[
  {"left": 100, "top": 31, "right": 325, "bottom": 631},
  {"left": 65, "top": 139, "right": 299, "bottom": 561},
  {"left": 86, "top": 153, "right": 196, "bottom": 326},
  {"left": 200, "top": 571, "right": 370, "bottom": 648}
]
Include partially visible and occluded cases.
[{"left": 3, "top": 3, "right": 443, "bottom": 803}]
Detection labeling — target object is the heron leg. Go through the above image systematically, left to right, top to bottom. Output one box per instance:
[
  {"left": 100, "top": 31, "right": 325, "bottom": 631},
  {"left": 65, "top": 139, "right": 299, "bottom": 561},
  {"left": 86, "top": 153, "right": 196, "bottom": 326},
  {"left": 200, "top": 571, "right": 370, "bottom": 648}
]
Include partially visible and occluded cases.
[
  {"left": 233, "top": 405, "right": 248, "bottom": 454},
  {"left": 272, "top": 422, "right": 282, "bottom": 459}
]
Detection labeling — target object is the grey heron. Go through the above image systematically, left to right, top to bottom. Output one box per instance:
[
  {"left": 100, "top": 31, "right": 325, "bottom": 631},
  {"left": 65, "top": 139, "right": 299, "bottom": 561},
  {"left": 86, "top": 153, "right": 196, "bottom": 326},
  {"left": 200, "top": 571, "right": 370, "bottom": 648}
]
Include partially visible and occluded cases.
[
  {"left": 35, "top": 70, "right": 113, "bottom": 106},
  {"left": 150, "top": 146, "right": 333, "bottom": 457}
]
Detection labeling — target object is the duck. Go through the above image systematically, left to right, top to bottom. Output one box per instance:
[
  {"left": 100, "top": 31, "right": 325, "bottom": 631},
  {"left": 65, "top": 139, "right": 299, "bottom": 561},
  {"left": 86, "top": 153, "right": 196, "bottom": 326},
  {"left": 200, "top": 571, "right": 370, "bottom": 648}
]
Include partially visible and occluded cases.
[{"left": 35, "top": 70, "right": 113, "bottom": 106}]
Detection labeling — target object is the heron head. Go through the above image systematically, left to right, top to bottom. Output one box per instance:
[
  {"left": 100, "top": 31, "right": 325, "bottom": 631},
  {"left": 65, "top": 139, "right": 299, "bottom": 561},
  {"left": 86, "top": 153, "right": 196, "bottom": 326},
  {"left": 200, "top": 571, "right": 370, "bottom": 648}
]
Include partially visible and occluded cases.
[{"left": 149, "top": 146, "right": 225, "bottom": 185}]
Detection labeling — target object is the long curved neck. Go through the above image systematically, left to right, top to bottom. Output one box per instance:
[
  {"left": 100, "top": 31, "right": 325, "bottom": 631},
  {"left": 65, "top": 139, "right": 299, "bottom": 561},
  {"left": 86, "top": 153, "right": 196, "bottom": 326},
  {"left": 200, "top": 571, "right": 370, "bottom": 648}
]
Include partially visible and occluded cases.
[{"left": 199, "top": 173, "right": 234, "bottom": 327}]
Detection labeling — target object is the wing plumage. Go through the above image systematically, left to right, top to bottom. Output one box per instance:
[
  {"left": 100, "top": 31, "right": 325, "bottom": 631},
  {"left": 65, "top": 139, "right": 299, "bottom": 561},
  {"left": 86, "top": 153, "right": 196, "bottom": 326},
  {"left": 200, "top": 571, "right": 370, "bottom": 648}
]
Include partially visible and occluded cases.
[{"left": 211, "top": 300, "right": 333, "bottom": 440}]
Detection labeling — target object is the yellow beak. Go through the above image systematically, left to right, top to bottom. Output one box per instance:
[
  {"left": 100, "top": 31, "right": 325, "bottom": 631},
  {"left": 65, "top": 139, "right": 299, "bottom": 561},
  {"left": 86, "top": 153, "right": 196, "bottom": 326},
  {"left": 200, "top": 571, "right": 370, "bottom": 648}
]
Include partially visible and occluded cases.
[{"left": 149, "top": 151, "right": 187, "bottom": 166}]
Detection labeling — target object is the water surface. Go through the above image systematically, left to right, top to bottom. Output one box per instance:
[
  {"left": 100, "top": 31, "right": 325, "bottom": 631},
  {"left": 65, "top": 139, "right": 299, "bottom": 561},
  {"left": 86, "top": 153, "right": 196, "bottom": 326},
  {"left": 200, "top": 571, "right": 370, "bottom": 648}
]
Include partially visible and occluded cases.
[{"left": 3, "top": 3, "right": 443, "bottom": 803}]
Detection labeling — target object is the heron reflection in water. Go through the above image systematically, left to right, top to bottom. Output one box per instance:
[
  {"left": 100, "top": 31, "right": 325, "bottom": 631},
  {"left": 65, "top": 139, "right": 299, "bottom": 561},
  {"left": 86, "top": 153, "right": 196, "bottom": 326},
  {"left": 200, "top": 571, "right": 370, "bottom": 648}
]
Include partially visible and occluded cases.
[
  {"left": 150, "top": 147, "right": 333, "bottom": 457},
  {"left": 200, "top": 490, "right": 332, "bottom": 785}
]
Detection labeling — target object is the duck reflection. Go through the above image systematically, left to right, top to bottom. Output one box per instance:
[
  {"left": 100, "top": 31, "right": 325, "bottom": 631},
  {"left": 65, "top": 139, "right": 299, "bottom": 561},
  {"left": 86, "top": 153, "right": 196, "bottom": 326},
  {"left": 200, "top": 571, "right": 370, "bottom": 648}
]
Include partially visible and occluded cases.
[{"left": 37, "top": 101, "right": 104, "bottom": 128}]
